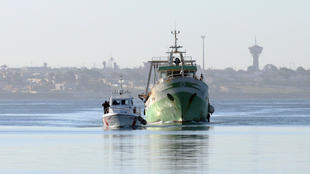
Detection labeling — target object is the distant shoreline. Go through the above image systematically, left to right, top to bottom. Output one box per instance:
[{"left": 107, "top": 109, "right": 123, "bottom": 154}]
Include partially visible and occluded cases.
[
  {"left": 1, "top": 65, "right": 309, "bottom": 102},
  {"left": 0, "top": 93, "right": 107, "bottom": 100},
  {"left": 1, "top": 93, "right": 309, "bottom": 101}
]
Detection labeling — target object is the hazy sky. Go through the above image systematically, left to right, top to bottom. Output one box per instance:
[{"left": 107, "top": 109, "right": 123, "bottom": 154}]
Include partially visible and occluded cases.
[{"left": 0, "top": 0, "right": 309, "bottom": 69}]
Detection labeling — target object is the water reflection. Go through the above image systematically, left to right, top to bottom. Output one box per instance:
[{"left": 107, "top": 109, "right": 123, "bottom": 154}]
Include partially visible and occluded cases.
[
  {"left": 146, "top": 124, "right": 211, "bottom": 131},
  {"left": 101, "top": 125, "right": 210, "bottom": 173},
  {"left": 147, "top": 125, "right": 210, "bottom": 173}
]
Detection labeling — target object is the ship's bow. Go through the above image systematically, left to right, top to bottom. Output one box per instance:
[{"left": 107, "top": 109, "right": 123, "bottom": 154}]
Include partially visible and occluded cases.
[{"left": 146, "top": 77, "right": 209, "bottom": 123}]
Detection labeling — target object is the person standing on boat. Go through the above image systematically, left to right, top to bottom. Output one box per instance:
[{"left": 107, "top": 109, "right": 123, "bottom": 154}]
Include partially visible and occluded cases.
[{"left": 102, "top": 101, "right": 110, "bottom": 114}]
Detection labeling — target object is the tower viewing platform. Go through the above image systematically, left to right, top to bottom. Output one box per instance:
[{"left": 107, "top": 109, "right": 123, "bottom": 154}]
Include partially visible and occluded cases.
[{"left": 249, "top": 38, "right": 263, "bottom": 71}]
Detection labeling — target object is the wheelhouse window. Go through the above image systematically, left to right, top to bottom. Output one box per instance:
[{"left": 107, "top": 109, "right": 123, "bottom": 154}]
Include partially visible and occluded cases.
[
  {"left": 112, "top": 99, "right": 120, "bottom": 105},
  {"left": 112, "top": 99, "right": 131, "bottom": 105},
  {"left": 121, "top": 99, "right": 129, "bottom": 105}
]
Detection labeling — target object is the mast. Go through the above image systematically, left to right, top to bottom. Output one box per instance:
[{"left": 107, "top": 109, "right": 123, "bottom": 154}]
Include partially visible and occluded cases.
[
  {"left": 144, "top": 30, "right": 189, "bottom": 96},
  {"left": 170, "top": 30, "right": 183, "bottom": 53},
  {"left": 170, "top": 30, "right": 185, "bottom": 76},
  {"left": 119, "top": 75, "right": 124, "bottom": 95}
]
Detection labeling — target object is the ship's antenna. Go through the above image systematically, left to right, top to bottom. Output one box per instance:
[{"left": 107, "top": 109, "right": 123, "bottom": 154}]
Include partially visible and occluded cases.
[
  {"left": 174, "top": 20, "right": 177, "bottom": 31},
  {"left": 170, "top": 30, "right": 182, "bottom": 52},
  {"left": 119, "top": 75, "right": 123, "bottom": 95},
  {"left": 120, "top": 75, "right": 123, "bottom": 89}
]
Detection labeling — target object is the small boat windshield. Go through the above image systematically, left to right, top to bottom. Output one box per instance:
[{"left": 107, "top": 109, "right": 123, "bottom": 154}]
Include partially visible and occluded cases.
[{"left": 111, "top": 99, "right": 132, "bottom": 106}]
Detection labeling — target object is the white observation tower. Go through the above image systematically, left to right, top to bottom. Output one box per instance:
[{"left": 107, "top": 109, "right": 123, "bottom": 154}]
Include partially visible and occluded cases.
[{"left": 248, "top": 37, "right": 263, "bottom": 71}]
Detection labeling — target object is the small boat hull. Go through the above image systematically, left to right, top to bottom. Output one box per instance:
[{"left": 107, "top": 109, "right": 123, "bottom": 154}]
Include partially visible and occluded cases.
[{"left": 102, "top": 113, "right": 141, "bottom": 129}]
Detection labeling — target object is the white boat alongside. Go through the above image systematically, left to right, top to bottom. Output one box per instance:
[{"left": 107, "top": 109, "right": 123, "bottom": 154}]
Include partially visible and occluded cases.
[{"left": 102, "top": 78, "right": 147, "bottom": 129}]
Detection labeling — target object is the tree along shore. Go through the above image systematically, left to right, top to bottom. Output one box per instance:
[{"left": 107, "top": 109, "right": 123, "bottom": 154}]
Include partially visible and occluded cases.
[{"left": 0, "top": 64, "right": 309, "bottom": 100}]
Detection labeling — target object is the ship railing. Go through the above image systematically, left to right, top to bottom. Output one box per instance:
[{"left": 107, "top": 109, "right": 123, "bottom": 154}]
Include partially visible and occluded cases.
[
  {"left": 150, "top": 56, "right": 196, "bottom": 66},
  {"left": 151, "top": 56, "right": 194, "bottom": 61},
  {"left": 164, "top": 72, "right": 197, "bottom": 80},
  {"left": 110, "top": 106, "right": 143, "bottom": 116},
  {"left": 110, "top": 107, "right": 132, "bottom": 113}
]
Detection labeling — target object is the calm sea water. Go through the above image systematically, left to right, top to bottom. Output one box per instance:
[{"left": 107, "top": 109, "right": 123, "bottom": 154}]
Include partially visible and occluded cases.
[{"left": 0, "top": 99, "right": 310, "bottom": 174}]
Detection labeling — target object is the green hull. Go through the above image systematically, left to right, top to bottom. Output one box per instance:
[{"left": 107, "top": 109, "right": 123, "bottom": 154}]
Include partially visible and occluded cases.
[{"left": 145, "top": 78, "right": 209, "bottom": 123}]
